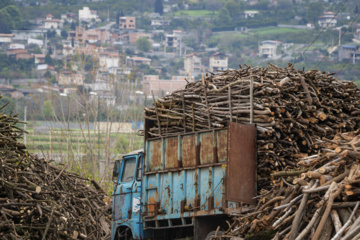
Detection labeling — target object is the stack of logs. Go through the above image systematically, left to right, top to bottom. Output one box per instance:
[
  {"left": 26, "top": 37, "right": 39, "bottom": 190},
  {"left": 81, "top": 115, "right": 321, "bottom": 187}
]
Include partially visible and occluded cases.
[
  {"left": 145, "top": 63, "right": 360, "bottom": 189},
  {"left": 145, "top": 63, "right": 360, "bottom": 239},
  {"left": 0, "top": 100, "right": 111, "bottom": 239},
  {"left": 221, "top": 130, "right": 360, "bottom": 240}
]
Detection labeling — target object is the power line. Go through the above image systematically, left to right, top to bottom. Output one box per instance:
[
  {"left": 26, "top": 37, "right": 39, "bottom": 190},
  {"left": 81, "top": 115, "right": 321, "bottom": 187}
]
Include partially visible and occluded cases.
[
  {"left": 294, "top": 0, "right": 348, "bottom": 65},
  {"left": 314, "top": 12, "right": 360, "bottom": 69}
]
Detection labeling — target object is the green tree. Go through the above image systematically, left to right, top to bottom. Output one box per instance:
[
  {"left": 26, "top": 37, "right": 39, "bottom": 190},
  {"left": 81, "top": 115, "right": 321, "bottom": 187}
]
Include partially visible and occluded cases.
[
  {"left": 0, "top": 0, "right": 12, "bottom": 9},
  {"left": 154, "top": 0, "right": 163, "bottom": 15},
  {"left": 224, "top": 0, "right": 241, "bottom": 19},
  {"left": 305, "top": 2, "right": 324, "bottom": 24},
  {"left": 3, "top": 5, "right": 21, "bottom": 29},
  {"left": 215, "top": 8, "right": 231, "bottom": 26},
  {"left": 0, "top": 9, "right": 13, "bottom": 33},
  {"left": 116, "top": 12, "right": 120, "bottom": 25},
  {"left": 61, "top": 29, "right": 68, "bottom": 39},
  {"left": 136, "top": 37, "right": 151, "bottom": 52},
  {"left": 45, "top": 52, "right": 54, "bottom": 66},
  {"left": 42, "top": 100, "right": 53, "bottom": 120}
]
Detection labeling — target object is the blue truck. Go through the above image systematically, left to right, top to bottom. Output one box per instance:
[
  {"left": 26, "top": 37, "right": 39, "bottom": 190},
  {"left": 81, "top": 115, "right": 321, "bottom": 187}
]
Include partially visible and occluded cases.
[{"left": 111, "top": 122, "right": 257, "bottom": 240}]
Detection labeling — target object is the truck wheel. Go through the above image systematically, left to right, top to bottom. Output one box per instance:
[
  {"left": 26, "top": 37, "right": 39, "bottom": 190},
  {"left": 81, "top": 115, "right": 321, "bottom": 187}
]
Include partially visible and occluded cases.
[
  {"left": 115, "top": 227, "right": 133, "bottom": 240},
  {"left": 205, "top": 230, "right": 224, "bottom": 240}
]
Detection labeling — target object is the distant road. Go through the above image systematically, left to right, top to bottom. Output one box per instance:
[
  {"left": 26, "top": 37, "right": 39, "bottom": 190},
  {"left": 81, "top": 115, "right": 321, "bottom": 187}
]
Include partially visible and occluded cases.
[{"left": 100, "top": 22, "right": 115, "bottom": 30}]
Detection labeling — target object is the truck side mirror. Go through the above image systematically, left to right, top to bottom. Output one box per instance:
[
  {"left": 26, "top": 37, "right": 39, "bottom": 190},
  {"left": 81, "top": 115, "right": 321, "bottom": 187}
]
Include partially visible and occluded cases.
[{"left": 112, "top": 160, "right": 120, "bottom": 183}]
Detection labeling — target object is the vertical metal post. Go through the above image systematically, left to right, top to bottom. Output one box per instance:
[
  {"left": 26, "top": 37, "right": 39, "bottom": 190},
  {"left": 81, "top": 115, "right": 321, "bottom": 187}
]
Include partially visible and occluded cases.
[
  {"left": 250, "top": 77, "right": 254, "bottom": 124},
  {"left": 67, "top": 95, "right": 70, "bottom": 165},
  {"left": 97, "top": 95, "right": 100, "bottom": 165},
  {"left": 24, "top": 106, "right": 27, "bottom": 145}
]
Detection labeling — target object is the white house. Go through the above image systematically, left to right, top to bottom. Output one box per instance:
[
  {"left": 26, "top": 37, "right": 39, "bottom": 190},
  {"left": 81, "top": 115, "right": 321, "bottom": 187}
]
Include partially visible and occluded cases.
[
  {"left": 79, "top": 7, "right": 101, "bottom": 23},
  {"left": 242, "top": 10, "right": 259, "bottom": 19},
  {"left": 318, "top": 12, "right": 337, "bottom": 28},
  {"left": 43, "top": 14, "right": 63, "bottom": 29},
  {"left": 151, "top": 19, "right": 171, "bottom": 26},
  {"left": 0, "top": 34, "right": 13, "bottom": 44},
  {"left": 28, "top": 38, "right": 44, "bottom": 47},
  {"left": 259, "top": 40, "right": 282, "bottom": 59},
  {"left": 99, "top": 52, "right": 120, "bottom": 70},
  {"left": 209, "top": 52, "right": 228, "bottom": 72},
  {"left": 184, "top": 53, "right": 202, "bottom": 75},
  {"left": 57, "top": 70, "right": 85, "bottom": 86}
]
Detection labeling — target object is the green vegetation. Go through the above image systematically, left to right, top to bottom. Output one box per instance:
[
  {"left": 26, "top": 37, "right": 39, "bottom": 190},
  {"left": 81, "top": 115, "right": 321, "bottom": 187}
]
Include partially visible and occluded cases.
[
  {"left": 0, "top": 1, "right": 22, "bottom": 33},
  {"left": 173, "top": 10, "right": 217, "bottom": 17},
  {"left": 249, "top": 27, "right": 306, "bottom": 35},
  {"left": 136, "top": 37, "right": 152, "bottom": 52},
  {"left": 0, "top": 54, "right": 34, "bottom": 79},
  {"left": 25, "top": 128, "right": 143, "bottom": 155}
]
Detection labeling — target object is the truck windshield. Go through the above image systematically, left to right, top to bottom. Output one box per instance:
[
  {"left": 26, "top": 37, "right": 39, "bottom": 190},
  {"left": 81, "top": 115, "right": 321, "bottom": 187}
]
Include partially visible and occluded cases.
[{"left": 121, "top": 157, "right": 136, "bottom": 182}]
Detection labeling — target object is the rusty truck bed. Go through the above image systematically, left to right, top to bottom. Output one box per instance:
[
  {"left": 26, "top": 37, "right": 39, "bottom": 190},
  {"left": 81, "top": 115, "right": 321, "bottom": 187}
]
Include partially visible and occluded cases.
[{"left": 142, "top": 122, "right": 257, "bottom": 229}]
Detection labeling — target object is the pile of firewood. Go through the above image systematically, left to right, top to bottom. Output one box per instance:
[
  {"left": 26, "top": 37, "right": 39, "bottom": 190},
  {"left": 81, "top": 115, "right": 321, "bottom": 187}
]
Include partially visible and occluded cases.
[
  {"left": 145, "top": 63, "right": 360, "bottom": 189},
  {"left": 145, "top": 63, "right": 360, "bottom": 239},
  {"left": 0, "top": 101, "right": 111, "bottom": 239},
  {"left": 220, "top": 130, "right": 360, "bottom": 240}
]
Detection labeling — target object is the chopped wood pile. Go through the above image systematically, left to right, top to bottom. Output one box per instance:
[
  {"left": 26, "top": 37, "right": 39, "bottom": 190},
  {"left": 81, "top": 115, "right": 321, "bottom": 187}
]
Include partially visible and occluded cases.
[
  {"left": 145, "top": 63, "right": 360, "bottom": 189},
  {"left": 145, "top": 63, "right": 360, "bottom": 239},
  {"left": 0, "top": 102, "right": 111, "bottom": 239},
  {"left": 222, "top": 130, "right": 360, "bottom": 240}
]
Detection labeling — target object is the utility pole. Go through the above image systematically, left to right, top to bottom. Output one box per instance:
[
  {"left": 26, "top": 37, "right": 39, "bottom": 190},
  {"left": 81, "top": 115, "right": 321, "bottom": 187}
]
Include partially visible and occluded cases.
[
  {"left": 67, "top": 95, "right": 70, "bottom": 167},
  {"left": 97, "top": 95, "right": 100, "bottom": 169}
]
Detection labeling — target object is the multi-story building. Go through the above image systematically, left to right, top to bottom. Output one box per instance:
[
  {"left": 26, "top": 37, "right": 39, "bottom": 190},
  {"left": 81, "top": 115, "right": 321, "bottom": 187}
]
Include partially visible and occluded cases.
[
  {"left": 79, "top": 7, "right": 100, "bottom": 23},
  {"left": 318, "top": 12, "right": 337, "bottom": 28},
  {"left": 43, "top": 14, "right": 63, "bottom": 29},
  {"left": 119, "top": 16, "right": 136, "bottom": 30},
  {"left": 70, "top": 27, "right": 110, "bottom": 44},
  {"left": 165, "top": 30, "right": 182, "bottom": 49},
  {"left": 120, "top": 31, "right": 152, "bottom": 44},
  {"left": 259, "top": 40, "right": 282, "bottom": 59},
  {"left": 338, "top": 45, "right": 360, "bottom": 63},
  {"left": 99, "top": 52, "right": 120, "bottom": 70},
  {"left": 209, "top": 52, "right": 228, "bottom": 72},
  {"left": 184, "top": 53, "right": 202, "bottom": 75},
  {"left": 57, "top": 70, "right": 85, "bottom": 86}
]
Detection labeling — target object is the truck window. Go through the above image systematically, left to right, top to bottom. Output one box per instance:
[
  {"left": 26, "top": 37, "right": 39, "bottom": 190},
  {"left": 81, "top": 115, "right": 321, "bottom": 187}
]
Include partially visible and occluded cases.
[
  {"left": 121, "top": 157, "right": 136, "bottom": 182},
  {"left": 136, "top": 157, "right": 142, "bottom": 181},
  {"left": 112, "top": 160, "right": 120, "bottom": 182}
]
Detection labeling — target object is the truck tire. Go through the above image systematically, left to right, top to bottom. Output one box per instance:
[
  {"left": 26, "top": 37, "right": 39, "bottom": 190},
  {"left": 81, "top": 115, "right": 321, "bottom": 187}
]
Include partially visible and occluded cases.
[
  {"left": 115, "top": 227, "right": 133, "bottom": 240},
  {"left": 205, "top": 230, "right": 224, "bottom": 240}
]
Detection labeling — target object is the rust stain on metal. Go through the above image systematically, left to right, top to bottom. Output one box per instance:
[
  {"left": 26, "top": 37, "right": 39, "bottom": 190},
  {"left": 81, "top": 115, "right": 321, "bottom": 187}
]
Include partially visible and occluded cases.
[
  {"left": 226, "top": 123, "right": 257, "bottom": 205},
  {"left": 217, "top": 130, "right": 228, "bottom": 162},
  {"left": 200, "top": 133, "right": 214, "bottom": 164},
  {"left": 182, "top": 135, "right": 196, "bottom": 167},
  {"left": 165, "top": 137, "right": 178, "bottom": 169},
  {"left": 149, "top": 140, "right": 162, "bottom": 171}
]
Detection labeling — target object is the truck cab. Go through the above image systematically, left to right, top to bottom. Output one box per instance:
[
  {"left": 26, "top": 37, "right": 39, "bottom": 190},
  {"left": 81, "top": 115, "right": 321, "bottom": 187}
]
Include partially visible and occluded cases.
[{"left": 112, "top": 150, "right": 145, "bottom": 240}]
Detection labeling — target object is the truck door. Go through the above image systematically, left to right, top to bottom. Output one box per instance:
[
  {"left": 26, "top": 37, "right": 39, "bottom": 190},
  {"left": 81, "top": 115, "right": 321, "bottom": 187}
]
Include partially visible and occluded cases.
[
  {"left": 113, "top": 155, "right": 137, "bottom": 221},
  {"left": 131, "top": 155, "right": 142, "bottom": 223}
]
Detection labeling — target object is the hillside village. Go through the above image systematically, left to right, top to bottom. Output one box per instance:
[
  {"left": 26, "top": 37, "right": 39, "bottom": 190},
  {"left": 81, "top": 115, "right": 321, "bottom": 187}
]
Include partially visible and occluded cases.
[{"left": 0, "top": 0, "right": 358, "bottom": 151}]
